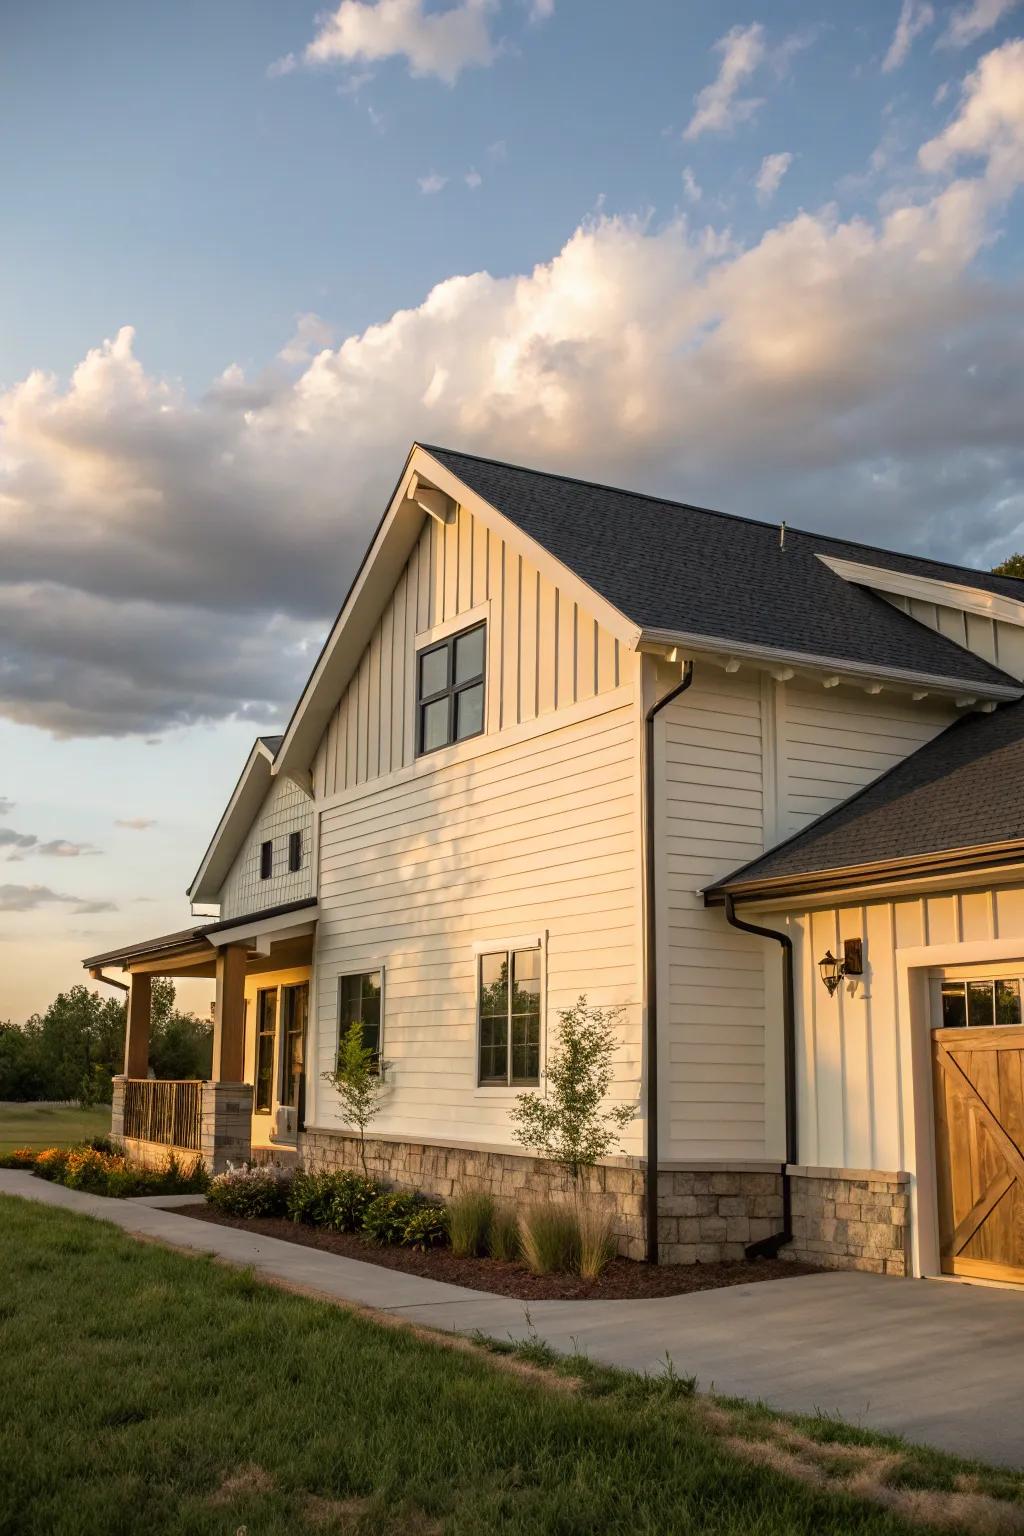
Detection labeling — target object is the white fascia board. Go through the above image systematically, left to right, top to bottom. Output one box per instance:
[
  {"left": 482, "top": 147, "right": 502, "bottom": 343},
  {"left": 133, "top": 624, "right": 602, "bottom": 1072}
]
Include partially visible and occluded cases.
[
  {"left": 272, "top": 443, "right": 641, "bottom": 782},
  {"left": 817, "top": 554, "right": 1024, "bottom": 628},
  {"left": 637, "top": 627, "right": 1022, "bottom": 701},
  {"left": 186, "top": 740, "right": 274, "bottom": 904},
  {"left": 205, "top": 907, "right": 319, "bottom": 949}
]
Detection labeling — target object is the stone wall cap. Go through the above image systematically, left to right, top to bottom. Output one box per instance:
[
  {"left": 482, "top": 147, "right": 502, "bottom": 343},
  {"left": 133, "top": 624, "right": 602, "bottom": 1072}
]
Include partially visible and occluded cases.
[
  {"left": 659, "top": 1160, "right": 784, "bottom": 1174},
  {"left": 787, "top": 1164, "right": 910, "bottom": 1183}
]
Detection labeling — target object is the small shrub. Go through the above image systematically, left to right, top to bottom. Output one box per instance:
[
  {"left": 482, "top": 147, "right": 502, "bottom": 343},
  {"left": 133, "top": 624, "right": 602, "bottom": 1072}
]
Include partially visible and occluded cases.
[
  {"left": 85, "top": 1135, "right": 115, "bottom": 1154},
  {"left": 32, "top": 1146, "right": 70, "bottom": 1182},
  {"left": 0, "top": 1147, "right": 37, "bottom": 1170},
  {"left": 62, "top": 1147, "right": 128, "bottom": 1192},
  {"left": 160, "top": 1152, "right": 208, "bottom": 1195},
  {"left": 207, "top": 1164, "right": 292, "bottom": 1219},
  {"left": 287, "top": 1169, "right": 380, "bottom": 1231},
  {"left": 362, "top": 1190, "right": 421, "bottom": 1245},
  {"left": 447, "top": 1192, "right": 494, "bottom": 1258},
  {"left": 577, "top": 1203, "right": 617, "bottom": 1280},
  {"left": 402, "top": 1204, "right": 448, "bottom": 1250},
  {"left": 487, "top": 1204, "right": 521, "bottom": 1263},
  {"left": 519, "top": 1204, "right": 580, "bottom": 1275}
]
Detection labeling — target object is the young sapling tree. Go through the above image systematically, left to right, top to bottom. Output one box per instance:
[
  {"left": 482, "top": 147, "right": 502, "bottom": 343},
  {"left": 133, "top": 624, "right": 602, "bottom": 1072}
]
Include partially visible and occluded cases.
[{"left": 321, "top": 1019, "right": 386, "bottom": 1178}]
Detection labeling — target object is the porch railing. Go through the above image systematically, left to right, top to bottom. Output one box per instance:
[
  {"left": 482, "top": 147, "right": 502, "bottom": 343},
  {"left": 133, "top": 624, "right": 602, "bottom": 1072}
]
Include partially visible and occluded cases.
[{"left": 122, "top": 1079, "right": 204, "bottom": 1152}]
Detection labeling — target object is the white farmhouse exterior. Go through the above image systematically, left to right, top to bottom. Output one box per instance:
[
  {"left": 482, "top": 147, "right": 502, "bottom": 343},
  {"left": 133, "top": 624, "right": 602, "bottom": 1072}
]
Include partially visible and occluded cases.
[{"left": 86, "top": 443, "right": 1024, "bottom": 1282}]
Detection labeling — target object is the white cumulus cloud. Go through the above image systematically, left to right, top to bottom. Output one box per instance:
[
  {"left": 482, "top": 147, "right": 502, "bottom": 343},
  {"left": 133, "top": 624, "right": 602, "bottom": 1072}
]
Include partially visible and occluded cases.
[
  {"left": 304, "top": 0, "right": 497, "bottom": 85},
  {"left": 940, "top": 0, "right": 1020, "bottom": 48},
  {"left": 684, "top": 23, "right": 767, "bottom": 140},
  {"left": 2, "top": 43, "right": 1024, "bottom": 741},
  {"left": 755, "top": 151, "right": 793, "bottom": 203}
]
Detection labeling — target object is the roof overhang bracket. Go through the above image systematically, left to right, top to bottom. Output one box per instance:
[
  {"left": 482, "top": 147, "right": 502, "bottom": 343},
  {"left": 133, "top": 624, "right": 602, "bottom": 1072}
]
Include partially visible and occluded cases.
[
  {"left": 407, "top": 473, "right": 457, "bottom": 525},
  {"left": 281, "top": 767, "right": 315, "bottom": 800}
]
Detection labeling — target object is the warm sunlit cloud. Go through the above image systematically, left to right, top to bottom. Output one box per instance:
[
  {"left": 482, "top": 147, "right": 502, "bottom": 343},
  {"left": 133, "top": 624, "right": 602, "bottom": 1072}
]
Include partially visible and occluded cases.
[{"left": 2, "top": 41, "right": 1024, "bottom": 742}]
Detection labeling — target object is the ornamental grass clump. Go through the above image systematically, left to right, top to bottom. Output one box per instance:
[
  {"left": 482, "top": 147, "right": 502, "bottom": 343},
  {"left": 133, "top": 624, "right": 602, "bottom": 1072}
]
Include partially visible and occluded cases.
[
  {"left": 207, "top": 1164, "right": 292, "bottom": 1219},
  {"left": 447, "top": 1192, "right": 494, "bottom": 1258},
  {"left": 486, "top": 1203, "right": 521, "bottom": 1263},
  {"left": 577, "top": 1203, "right": 617, "bottom": 1280},
  {"left": 518, "top": 1204, "right": 580, "bottom": 1275}
]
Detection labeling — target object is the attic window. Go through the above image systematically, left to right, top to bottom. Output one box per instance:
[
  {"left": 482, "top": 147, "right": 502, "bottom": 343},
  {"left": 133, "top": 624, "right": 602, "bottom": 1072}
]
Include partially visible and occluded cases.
[
  {"left": 416, "top": 622, "right": 486, "bottom": 755},
  {"left": 288, "top": 830, "right": 303, "bottom": 872},
  {"left": 260, "top": 840, "right": 273, "bottom": 880}
]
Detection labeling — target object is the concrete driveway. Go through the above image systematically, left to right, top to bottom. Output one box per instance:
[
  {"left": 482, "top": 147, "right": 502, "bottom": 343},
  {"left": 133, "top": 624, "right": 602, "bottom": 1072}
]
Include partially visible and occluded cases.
[{"left": 4, "top": 1172, "right": 1023, "bottom": 1467}]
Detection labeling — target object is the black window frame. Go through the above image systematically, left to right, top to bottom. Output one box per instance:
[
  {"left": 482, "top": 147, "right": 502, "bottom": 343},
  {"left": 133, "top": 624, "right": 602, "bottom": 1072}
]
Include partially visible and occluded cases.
[
  {"left": 416, "top": 621, "right": 486, "bottom": 757},
  {"left": 287, "top": 829, "right": 303, "bottom": 873},
  {"left": 259, "top": 839, "right": 273, "bottom": 880},
  {"left": 477, "top": 947, "right": 542, "bottom": 1087},
  {"left": 337, "top": 969, "right": 383, "bottom": 1072},
  {"left": 279, "top": 981, "right": 308, "bottom": 1111},
  {"left": 254, "top": 987, "right": 278, "bottom": 1113}
]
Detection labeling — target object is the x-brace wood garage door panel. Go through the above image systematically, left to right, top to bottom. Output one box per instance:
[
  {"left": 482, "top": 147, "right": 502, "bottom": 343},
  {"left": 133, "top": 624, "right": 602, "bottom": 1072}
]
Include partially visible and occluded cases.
[{"left": 933, "top": 1026, "right": 1024, "bottom": 1284}]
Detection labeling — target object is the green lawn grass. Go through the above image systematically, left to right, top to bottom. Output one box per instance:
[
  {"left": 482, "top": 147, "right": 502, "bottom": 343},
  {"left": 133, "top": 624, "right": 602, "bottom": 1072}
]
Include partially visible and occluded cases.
[
  {"left": 0, "top": 1102, "right": 111, "bottom": 1153},
  {"left": 2, "top": 1197, "right": 1022, "bottom": 1536}
]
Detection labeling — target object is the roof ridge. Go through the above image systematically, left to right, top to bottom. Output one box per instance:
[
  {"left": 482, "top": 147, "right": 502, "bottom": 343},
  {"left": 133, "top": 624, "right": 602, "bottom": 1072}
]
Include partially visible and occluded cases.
[{"left": 422, "top": 443, "right": 1024, "bottom": 590}]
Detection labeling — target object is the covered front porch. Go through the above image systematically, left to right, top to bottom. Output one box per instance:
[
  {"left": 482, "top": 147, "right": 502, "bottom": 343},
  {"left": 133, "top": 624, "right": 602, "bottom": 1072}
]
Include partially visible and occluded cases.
[{"left": 83, "top": 898, "right": 317, "bottom": 1173}]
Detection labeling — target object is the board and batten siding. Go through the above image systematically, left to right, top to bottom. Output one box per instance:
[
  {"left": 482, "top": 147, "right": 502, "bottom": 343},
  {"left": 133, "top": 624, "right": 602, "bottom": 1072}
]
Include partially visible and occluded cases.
[
  {"left": 311, "top": 503, "right": 624, "bottom": 799},
  {"left": 879, "top": 591, "right": 1024, "bottom": 683},
  {"left": 657, "top": 668, "right": 957, "bottom": 1163},
  {"left": 312, "top": 701, "right": 644, "bottom": 1153},
  {"left": 218, "top": 776, "right": 315, "bottom": 921},
  {"left": 758, "top": 884, "right": 1024, "bottom": 1204}
]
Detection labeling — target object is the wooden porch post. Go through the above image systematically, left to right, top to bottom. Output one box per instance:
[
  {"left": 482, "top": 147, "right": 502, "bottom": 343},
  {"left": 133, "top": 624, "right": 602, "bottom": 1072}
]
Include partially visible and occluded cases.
[
  {"left": 212, "top": 943, "right": 247, "bottom": 1082},
  {"left": 123, "top": 972, "right": 152, "bottom": 1078}
]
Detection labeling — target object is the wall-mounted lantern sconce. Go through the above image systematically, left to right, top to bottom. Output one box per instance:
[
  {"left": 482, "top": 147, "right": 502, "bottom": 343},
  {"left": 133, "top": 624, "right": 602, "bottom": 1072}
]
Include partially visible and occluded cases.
[{"left": 818, "top": 938, "right": 864, "bottom": 996}]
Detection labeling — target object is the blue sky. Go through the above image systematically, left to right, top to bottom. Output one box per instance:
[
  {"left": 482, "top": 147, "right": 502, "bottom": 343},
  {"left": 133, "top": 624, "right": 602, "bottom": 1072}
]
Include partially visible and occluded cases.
[{"left": 2, "top": 0, "right": 1024, "bottom": 1019}]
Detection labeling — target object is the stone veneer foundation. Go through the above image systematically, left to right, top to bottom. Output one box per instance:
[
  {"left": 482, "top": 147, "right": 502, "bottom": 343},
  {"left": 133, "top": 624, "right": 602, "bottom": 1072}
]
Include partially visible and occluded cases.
[
  {"left": 300, "top": 1128, "right": 647, "bottom": 1258},
  {"left": 301, "top": 1131, "right": 911, "bottom": 1272},
  {"left": 786, "top": 1166, "right": 910, "bottom": 1277}
]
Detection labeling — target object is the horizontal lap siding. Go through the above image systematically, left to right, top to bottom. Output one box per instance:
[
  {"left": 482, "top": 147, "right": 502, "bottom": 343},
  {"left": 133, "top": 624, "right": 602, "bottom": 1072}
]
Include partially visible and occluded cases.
[
  {"left": 312, "top": 504, "right": 623, "bottom": 799},
  {"left": 659, "top": 670, "right": 771, "bottom": 1160},
  {"left": 780, "top": 684, "right": 953, "bottom": 835},
  {"left": 314, "top": 705, "right": 642, "bottom": 1152},
  {"left": 218, "top": 777, "right": 315, "bottom": 920}
]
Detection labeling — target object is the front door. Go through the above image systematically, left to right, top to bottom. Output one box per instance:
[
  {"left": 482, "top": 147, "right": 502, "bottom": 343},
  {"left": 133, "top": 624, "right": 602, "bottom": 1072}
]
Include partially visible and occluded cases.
[{"left": 933, "top": 974, "right": 1024, "bottom": 1283}]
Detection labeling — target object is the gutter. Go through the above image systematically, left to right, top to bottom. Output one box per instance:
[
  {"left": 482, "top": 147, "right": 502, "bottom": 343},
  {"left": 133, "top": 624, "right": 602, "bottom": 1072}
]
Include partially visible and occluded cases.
[
  {"left": 644, "top": 658, "right": 694, "bottom": 1265},
  {"left": 722, "top": 894, "right": 795, "bottom": 1258},
  {"left": 88, "top": 968, "right": 129, "bottom": 994}
]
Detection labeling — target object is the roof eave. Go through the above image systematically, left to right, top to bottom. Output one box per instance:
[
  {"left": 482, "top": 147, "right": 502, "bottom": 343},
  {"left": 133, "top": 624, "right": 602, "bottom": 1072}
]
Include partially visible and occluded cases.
[
  {"left": 637, "top": 628, "right": 1022, "bottom": 701},
  {"left": 705, "top": 838, "right": 1024, "bottom": 907}
]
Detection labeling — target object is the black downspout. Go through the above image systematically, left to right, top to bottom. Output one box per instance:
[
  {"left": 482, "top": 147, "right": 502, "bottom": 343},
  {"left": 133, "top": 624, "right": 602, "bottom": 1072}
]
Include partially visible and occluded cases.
[
  {"left": 644, "top": 659, "right": 694, "bottom": 1264},
  {"left": 723, "top": 893, "right": 796, "bottom": 1258}
]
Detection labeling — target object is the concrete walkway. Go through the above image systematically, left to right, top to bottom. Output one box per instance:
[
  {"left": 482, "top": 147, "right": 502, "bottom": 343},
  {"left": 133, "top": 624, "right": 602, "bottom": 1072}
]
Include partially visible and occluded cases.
[{"left": 3, "top": 1171, "right": 1023, "bottom": 1468}]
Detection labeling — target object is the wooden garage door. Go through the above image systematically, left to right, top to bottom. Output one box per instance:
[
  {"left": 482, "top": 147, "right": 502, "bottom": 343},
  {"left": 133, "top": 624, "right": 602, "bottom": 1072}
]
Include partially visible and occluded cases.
[{"left": 933, "top": 1026, "right": 1024, "bottom": 1284}]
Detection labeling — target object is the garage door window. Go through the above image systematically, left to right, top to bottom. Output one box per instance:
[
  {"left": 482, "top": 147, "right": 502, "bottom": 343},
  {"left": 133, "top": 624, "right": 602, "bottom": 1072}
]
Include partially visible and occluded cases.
[{"left": 940, "top": 977, "right": 1022, "bottom": 1029}]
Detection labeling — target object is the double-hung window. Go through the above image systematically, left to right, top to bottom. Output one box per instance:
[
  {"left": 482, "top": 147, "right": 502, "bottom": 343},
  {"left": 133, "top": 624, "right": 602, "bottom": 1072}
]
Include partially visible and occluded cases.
[
  {"left": 417, "top": 622, "right": 485, "bottom": 755},
  {"left": 478, "top": 947, "right": 541, "bottom": 1086},
  {"left": 338, "top": 970, "right": 383, "bottom": 1068}
]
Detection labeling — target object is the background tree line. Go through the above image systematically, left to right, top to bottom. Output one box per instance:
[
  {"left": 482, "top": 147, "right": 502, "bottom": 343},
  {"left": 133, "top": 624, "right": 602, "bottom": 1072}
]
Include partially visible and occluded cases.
[{"left": 0, "top": 980, "right": 212, "bottom": 1104}]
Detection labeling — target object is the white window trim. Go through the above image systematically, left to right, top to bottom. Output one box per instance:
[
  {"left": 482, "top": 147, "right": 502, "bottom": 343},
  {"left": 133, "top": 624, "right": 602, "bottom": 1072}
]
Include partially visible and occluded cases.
[{"left": 473, "top": 932, "right": 547, "bottom": 1096}]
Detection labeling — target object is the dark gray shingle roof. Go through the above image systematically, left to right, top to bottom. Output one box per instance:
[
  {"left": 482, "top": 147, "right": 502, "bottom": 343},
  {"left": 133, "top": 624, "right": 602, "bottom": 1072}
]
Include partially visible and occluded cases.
[
  {"left": 427, "top": 447, "right": 1021, "bottom": 691},
  {"left": 707, "top": 699, "right": 1024, "bottom": 894}
]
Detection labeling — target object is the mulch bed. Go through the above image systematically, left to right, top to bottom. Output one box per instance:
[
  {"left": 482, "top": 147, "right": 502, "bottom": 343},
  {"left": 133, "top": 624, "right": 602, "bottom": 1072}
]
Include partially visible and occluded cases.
[{"left": 177, "top": 1204, "right": 821, "bottom": 1300}]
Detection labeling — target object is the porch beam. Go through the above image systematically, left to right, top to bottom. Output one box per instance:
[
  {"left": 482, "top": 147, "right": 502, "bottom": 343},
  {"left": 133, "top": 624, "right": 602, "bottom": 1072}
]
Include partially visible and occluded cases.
[
  {"left": 212, "top": 942, "right": 247, "bottom": 1082},
  {"left": 123, "top": 972, "right": 152, "bottom": 1078}
]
